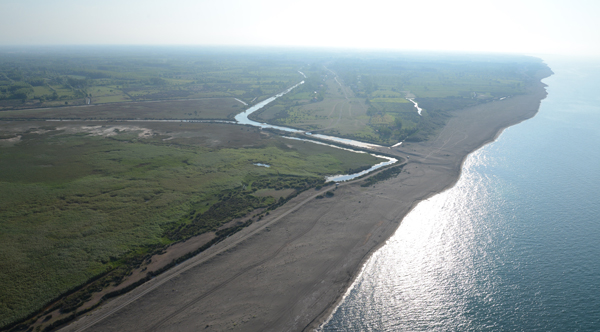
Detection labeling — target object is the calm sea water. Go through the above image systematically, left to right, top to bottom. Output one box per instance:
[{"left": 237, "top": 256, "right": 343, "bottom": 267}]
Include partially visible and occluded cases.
[{"left": 321, "top": 57, "right": 600, "bottom": 331}]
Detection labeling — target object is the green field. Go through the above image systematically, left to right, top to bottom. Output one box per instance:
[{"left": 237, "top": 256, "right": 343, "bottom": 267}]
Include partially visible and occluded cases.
[
  {"left": 0, "top": 48, "right": 551, "bottom": 331},
  {"left": 0, "top": 49, "right": 304, "bottom": 110},
  {"left": 248, "top": 53, "right": 547, "bottom": 145},
  {"left": 252, "top": 73, "right": 383, "bottom": 142},
  {"left": 32, "top": 86, "right": 53, "bottom": 96},
  {"left": 369, "top": 97, "right": 410, "bottom": 103},
  {"left": 0, "top": 98, "right": 244, "bottom": 121},
  {"left": 0, "top": 121, "right": 383, "bottom": 328}
]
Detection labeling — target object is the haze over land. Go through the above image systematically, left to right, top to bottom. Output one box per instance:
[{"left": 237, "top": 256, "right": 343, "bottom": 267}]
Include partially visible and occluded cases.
[
  {"left": 1, "top": 0, "right": 599, "bottom": 56},
  {"left": 0, "top": 1, "right": 597, "bottom": 331}
]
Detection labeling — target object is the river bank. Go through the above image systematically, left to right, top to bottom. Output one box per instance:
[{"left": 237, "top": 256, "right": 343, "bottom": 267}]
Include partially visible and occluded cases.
[{"left": 60, "top": 70, "right": 551, "bottom": 332}]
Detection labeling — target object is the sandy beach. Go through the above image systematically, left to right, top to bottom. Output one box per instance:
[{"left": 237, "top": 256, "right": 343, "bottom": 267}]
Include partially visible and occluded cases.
[{"left": 60, "top": 71, "right": 551, "bottom": 332}]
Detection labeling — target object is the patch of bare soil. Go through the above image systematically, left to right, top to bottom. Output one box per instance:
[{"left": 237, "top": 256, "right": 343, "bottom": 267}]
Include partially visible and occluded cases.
[
  {"left": 55, "top": 124, "right": 155, "bottom": 138},
  {"left": 0, "top": 134, "right": 21, "bottom": 146}
]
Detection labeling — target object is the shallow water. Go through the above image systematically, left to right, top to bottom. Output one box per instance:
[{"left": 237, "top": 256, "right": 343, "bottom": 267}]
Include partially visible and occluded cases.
[
  {"left": 321, "top": 57, "right": 600, "bottom": 331},
  {"left": 282, "top": 136, "right": 397, "bottom": 182}
]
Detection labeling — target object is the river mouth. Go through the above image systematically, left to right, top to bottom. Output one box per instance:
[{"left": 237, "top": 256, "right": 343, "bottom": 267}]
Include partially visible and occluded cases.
[
  {"left": 234, "top": 80, "right": 398, "bottom": 181},
  {"left": 282, "top": 136, "right": 397, "bottom": 182}
]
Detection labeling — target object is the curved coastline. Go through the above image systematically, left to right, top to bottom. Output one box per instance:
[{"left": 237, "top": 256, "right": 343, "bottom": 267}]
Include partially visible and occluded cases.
[
  {"left": 60, "top": 71, "right": 552, "bottom": 332},
  {"left": 310, "top": 73, "right": 553, "bottom": 331}
]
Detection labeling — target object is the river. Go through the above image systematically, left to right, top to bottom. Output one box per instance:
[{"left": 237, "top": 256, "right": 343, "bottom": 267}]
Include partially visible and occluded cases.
[
  {"left": 52, "top": 78, "right": 398, "bottom": 183},
  {"left": 233, "top": 79, "right": 397, "bottom": 182},
  {"left": 234, "top": 81, "right": 384, "bottom": 150}
]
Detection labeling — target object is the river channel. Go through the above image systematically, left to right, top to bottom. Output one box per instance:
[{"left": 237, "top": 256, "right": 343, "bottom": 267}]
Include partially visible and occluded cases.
[{"left": 233, "top": 80, "right": 398, "bottom": 182}]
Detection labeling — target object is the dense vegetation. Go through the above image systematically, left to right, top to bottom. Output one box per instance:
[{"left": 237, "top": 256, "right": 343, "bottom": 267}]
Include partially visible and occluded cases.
[
  {"left": 0, "top": 46, "right": 304, "bottom": 109},
  {"left": 0, "top": 47, "right": 549, "bottom": 330},
  {"left": 0, "top": 48, "right": 548, "bottom": 146},
  {"left": 251, "top": 52, "right": 548, "bottom": 144},
  {"left": 330, "top": 53, "right": 547, "bottom": 143},
  {"left": 0, "top": 121, "right": 382, "bottom": 330}
]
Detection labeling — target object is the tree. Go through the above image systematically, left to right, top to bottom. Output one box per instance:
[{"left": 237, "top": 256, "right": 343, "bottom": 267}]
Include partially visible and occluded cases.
[{"left": 394, "top": 117, "right": 403, "bottom": 130}]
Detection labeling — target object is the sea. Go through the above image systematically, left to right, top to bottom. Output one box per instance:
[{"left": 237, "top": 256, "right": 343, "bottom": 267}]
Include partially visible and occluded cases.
[{"left": 321, "top": 57, "right": 600, "bottom": 331}]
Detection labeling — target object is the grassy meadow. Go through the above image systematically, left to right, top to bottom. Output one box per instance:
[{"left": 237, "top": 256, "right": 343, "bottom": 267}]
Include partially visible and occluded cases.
[
  {"left": 0, "top": 47, "right": 551, "bottom": 330},
  {"left": 0, "top": 47, "right": 304, "bottom": 110},
  {"left": 251, "top": 53, "right": 548, "bottom": 145},
  {"left": 0, "top": 98, "right": 244, "bottom": 121},
  {"left": 0, "top": 121, "right": 383, "bottom": 328}
]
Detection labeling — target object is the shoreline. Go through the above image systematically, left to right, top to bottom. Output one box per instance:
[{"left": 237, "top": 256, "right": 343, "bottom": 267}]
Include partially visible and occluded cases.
[
  {"left": 60, "top": 72, "right": 551, "bottom": 332},
  {"left": 311, "top": 75, "right": 552, "bottom": 330}
]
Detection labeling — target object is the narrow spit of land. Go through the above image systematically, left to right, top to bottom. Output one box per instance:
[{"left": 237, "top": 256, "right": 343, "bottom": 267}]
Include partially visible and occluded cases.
[{"left": 60, "top": 75, "right": 550, "bottom": 332}]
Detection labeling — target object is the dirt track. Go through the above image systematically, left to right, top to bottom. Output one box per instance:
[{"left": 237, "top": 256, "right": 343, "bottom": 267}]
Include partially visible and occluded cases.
[{"left": 60, "top": 77, "right": 550, "bottom": 332}]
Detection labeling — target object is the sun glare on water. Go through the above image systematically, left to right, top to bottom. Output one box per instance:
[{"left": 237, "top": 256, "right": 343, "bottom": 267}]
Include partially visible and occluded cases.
[{"left": 323, "top": 150, "right": 505, "bottom": 331}]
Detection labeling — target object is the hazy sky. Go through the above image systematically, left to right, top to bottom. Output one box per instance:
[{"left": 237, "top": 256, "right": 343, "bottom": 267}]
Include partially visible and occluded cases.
[{"left": 1, "top": 0, "right": 599, "bottom": 56}]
